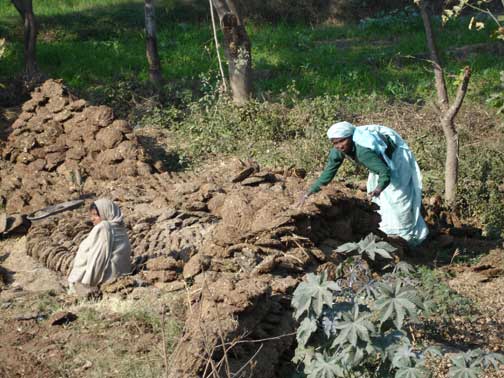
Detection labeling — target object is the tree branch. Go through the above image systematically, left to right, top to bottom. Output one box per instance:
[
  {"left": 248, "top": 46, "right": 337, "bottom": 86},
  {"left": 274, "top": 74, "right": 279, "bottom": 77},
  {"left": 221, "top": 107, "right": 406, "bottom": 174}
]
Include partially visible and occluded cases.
[
  {"left": 10, "top": 0, "right": 25, "bottom": 17},
  {"left": 418, "top": 0, "right": 449, "bottom": 111},
  {"left": 464, "top": 2, "right": 502, "bottom": 27},
  {"left": 445, "top": 66, "right": 472, "bottom": 122}
]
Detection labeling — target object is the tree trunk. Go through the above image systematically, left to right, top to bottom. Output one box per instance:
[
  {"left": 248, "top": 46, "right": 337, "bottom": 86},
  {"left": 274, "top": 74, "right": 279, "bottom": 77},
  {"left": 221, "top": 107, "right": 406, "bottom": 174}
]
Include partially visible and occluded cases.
[
  {"left": 11, "top": 0, "right": 37, "bottom": 77},
  {"left": 144, "top": 0, "right": 163, "bottom": 85},
  {"left": 211, "top": 0, "right": 253, "bottom": 105},
  {"left": 418, "top": 0, "right": 471, "bottom": 205},
  {"left": 442, "top": 66, "right": 471, "bottom": 204},
  {"left": 441, "top": 118, "right": 459, "bottom": 205}
]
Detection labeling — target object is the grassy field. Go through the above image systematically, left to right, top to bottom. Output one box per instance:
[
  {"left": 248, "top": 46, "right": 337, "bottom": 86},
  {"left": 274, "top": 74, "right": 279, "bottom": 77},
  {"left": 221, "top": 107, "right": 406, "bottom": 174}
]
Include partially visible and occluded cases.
[{"left": 1, "top": 0, "right": 503, "bottom": 100}]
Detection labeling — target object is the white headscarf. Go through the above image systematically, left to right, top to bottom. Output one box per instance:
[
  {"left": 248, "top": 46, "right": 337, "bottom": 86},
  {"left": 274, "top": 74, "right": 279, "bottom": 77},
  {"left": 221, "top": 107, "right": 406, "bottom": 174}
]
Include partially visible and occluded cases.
[
  {"left": 326, "top": 121, "right": 355, "bottom": 139},
  {"left": 326, "top": 121, "right": 410, "bottom": 170},
  {"left": 94, "top": 198, "right": 123, "bottom": 224}
]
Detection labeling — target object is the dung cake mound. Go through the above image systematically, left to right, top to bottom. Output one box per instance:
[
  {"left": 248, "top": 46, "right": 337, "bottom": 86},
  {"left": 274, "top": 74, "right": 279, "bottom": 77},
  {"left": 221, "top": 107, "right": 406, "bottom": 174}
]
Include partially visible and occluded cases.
[
  {"left": 0, "top": 79, "right": 152, "bottom": 213},
  {"left": 2, "top": 82, "right": 395, "bottom": 378},
  {"left": 25, "top": 160, "right": 387, "bottom": 378}
]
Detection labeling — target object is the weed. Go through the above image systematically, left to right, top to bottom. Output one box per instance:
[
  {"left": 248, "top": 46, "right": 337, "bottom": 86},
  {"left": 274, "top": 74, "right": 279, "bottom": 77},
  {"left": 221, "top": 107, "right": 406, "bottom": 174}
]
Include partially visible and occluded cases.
[
  {"left": 416, "top": 267, "right": 475, "bottom": 320},
  {"left": 34, "top": 290, "right": 60, "bottom": 314},
  {"left": 45, "top": 293, "right": 184, "bottom": 377},
  {"left": 76, "top": 306, "right": 102, "bottom": 324}
]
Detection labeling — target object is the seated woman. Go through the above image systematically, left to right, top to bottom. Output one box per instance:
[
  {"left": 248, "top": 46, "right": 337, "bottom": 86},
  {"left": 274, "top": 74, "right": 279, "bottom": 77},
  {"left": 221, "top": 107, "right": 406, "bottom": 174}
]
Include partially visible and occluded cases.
[{"left": 68, "top": 198, "right": 132, "bottom": 292}]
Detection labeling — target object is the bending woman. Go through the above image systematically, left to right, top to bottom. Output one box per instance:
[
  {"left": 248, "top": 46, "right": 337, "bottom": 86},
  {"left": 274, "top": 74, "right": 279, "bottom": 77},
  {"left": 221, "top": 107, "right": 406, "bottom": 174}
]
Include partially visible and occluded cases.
[
  {"left": 301, "top": 121, "right": 429, "bottom": 246},
  {"left": 68, "top": 198, "right": 132, "bottom": 291}
]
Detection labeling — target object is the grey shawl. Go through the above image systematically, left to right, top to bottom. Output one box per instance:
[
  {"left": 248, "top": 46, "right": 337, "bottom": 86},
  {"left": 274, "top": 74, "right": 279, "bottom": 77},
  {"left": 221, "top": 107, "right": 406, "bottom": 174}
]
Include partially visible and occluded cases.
[{"left": 68, "top": 198, "right": 132, "bottom": 286}]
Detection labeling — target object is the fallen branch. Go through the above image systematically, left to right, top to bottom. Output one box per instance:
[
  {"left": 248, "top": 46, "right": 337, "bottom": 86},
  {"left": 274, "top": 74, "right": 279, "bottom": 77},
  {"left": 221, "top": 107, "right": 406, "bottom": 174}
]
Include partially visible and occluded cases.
[{"left": 231, "top": 344, "right": 263, "bottom": 377}]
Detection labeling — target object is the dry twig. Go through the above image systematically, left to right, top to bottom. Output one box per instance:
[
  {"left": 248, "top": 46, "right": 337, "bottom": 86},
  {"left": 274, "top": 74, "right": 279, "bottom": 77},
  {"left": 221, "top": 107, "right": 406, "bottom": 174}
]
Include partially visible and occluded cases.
[{"left": 160, "top": 304, "right": 170, "bottom": 378}]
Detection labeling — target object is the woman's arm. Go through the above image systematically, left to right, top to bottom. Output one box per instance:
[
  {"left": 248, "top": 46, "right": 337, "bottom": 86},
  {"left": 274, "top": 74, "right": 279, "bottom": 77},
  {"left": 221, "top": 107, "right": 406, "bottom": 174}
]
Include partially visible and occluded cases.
[
  {"left": 357, "top": 147, "right": 391, "bottom": 191},
  {"left": 309, "top": 148, "right": 344, "bottom": 194}
]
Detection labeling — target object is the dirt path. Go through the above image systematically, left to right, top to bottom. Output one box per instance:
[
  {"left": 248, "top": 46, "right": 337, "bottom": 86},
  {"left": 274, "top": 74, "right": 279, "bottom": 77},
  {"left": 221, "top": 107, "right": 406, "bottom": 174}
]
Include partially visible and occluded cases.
[{"left": 0, "top": 237, "right": 64, "bottom": 297}]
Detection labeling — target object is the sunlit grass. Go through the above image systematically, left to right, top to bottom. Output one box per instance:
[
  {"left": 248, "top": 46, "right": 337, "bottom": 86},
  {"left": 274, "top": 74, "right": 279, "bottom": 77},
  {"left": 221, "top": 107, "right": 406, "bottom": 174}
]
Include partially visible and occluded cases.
[{"left": 1, "top": 0, "right": 503, "bottom": 102}]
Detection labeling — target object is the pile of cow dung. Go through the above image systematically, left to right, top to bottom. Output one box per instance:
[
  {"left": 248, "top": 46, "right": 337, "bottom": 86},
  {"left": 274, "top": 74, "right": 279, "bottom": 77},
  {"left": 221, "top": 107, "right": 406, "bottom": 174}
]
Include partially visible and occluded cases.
[
  {"left": 0, "top": 79, "right": 154, "bottom": 214},
  {"left": 3, "top": 79, "right": 400, "bottom": 378},
  {"left": 25, "top": 158, "right": 384, "bottom": 377}
]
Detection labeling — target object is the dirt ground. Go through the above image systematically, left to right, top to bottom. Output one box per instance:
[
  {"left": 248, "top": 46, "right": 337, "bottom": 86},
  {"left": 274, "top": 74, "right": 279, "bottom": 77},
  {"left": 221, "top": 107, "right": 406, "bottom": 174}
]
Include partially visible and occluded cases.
[
  {"left": 1, "top": 80, "right": 503, "bottom": 377},
  {"left": 1, "top": 235, "right": 503, "bottom": 377},
  {"left": 0, "top": 239, "right": 185, "bottom": 378},
  {"left": 445, "top": 249, "right": 504, "bottom": 352}
]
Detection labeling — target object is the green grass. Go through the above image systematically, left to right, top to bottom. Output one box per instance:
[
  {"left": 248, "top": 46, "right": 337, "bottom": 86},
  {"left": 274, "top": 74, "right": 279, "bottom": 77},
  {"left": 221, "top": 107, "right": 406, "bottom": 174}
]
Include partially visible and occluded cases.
[{"left": 1, "top": 0, "right": 503, "bottom": 101}]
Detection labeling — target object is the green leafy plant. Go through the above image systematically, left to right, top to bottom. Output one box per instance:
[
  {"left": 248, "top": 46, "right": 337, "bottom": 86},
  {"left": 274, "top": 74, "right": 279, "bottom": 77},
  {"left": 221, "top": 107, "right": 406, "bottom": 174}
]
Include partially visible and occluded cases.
[
  {"left": 336, "top": 233, "right": 396, "bottom": 261},
  {"left": 291, "top": 238, "right": 504, "bottom": 378},
  {"left": 292, "top": 270, "right": 431, "bottom": 378},
  {"left": 292, "top": 272, "right": 341, "bottom": 320},
  {"left": 374, "top": 281, "right": 423, "bottom": 329},
  {"left": 331, "top": 303, "right": 375, "bottom": 348},
  {"left": 448, "top": 349, "right": 504, "bottom": 378},
  {"left": 448, "top": 352, "right": 483, "bottom": 378},
  {"left": 304, "top": 353, "right": 344, "bottom": 378}
]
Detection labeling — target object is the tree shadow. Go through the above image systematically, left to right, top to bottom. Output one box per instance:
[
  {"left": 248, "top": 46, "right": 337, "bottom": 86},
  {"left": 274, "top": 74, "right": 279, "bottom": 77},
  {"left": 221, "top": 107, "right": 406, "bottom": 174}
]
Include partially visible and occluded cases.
[
  {"left": 2, "top": 1, "right": 210, "bottom": 42},
  {"left": 137, "top": 135, "right": 189, "bottom": 172},
  {"left": 407, "top": 227, "right": 501, "bottom": 269},
  {"left": 0, "top": 252, "right": 15, "bottom": 286}
]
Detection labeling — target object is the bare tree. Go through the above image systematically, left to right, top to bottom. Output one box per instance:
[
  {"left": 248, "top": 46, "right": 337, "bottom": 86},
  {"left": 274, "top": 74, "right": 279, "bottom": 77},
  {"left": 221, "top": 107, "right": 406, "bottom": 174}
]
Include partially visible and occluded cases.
[
  {"left": 11, "top": 0, "right": 37, "bottom": 78},
  {"left": 144, "top": 0, "right": 163, "bottom": 85},
  {"left": 211, "top": 0, "right": 252, "bottom": 105},
  {"left": 416, "top": 0, "right": 471, "bottom": 205}
]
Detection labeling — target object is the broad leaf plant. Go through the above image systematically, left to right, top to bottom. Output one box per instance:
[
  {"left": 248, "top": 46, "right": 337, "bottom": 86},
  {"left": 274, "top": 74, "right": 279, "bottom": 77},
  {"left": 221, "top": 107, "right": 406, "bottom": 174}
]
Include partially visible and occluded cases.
[{"left": 291, "top": 234, "right": 504, "bottom": 378}]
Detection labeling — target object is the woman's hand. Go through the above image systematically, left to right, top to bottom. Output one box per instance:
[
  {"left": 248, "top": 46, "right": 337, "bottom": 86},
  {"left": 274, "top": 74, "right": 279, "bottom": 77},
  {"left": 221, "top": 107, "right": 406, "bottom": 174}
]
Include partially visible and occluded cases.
[
  {"left": 368, "top": 187, "right": 382, "bottom": 200},
  {"left": 297, "top": 192, "right": 311, "bottom": 208}
]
